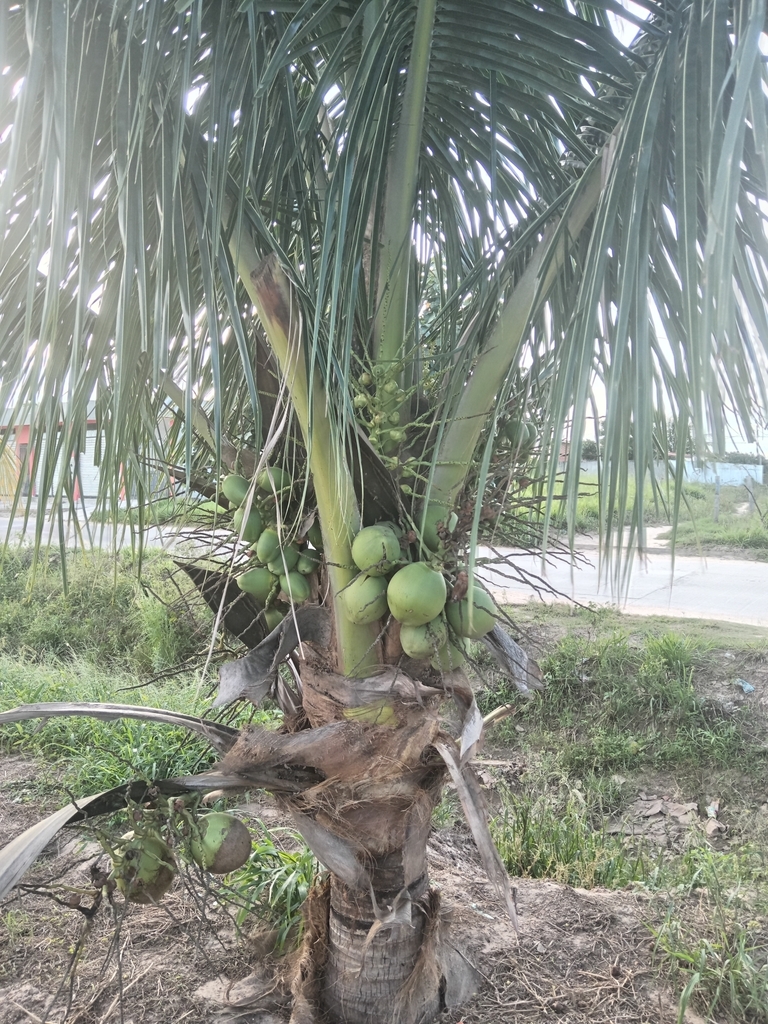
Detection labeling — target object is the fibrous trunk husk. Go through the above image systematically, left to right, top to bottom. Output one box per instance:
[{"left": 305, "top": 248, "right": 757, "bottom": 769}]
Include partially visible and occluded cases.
[{"left": 215, "top": 656, "right": 481, "bottom": 1023}]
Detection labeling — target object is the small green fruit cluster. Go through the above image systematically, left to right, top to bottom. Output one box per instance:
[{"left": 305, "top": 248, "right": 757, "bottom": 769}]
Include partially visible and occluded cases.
[
  {"left": 352, "top": 368, "right": 407, "bottom": 452},
  {"left": 221, "top": 470, "right": 322, "bottom": 621},
  {"left": 341, "top": 520, "right": 497, "bottom": 670}
]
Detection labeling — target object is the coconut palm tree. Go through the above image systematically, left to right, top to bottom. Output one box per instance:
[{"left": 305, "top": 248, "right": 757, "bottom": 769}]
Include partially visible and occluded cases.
[{"left": 2, "top": 1, "right": 768, "bottom": 1021}]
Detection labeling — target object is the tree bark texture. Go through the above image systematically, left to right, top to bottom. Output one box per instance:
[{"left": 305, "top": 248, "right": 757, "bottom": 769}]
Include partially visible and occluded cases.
[{"left": 322, "top": 856, "right": 439, "bottom": 1024}]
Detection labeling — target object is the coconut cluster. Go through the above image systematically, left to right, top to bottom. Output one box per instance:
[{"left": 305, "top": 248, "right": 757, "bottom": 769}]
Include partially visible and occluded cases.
[
  {"left": 222, "top": 468, "right": 322, "bottom": 630},
  {"left": 341, "top": 518, "right": 498, "bottom": 669},
  {"left": 107, "top": 807, "right": 253, "bottom": 905},
  {"left": 111, "top": 831, "right": 177, "bottom": 904}
]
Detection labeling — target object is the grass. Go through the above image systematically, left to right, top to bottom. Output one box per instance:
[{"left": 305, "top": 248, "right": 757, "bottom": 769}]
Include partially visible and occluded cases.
[
  {"left": 545, "top": 474, "right": 768, "bottom": 557},
  {"left": 659, "top": 516, "right": 768, "bottom": 556},
  {"left": 0, "top": 547, "right": 210, "bottom": 673},
  {"left": 0, "top": 548, "right": 277, "bottom": 794},
  {"left": 469, "top": 602, "right": 768, "bottom": 1022},
  {"left": 476, "top": 629, "right": 748, "bottom": 776},
  {"left": 0, "top": 657, "right": 219, "bottom": 791},
  {"left": 223, "top": 821, "right": 318, "bottom": 950},
  {"left": 654, "top": 913, "right": 768, "bottom": 1023}
]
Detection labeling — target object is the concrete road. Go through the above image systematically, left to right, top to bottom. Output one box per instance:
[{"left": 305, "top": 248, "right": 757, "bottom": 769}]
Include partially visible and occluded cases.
[{"left": 477, "top": 542, "right": 768, "bottom": 627}]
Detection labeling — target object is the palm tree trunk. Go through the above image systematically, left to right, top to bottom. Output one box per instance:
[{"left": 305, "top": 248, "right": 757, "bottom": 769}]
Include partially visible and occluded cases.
[
  {"left": 276, "top": 660, "right": 446, "bottom": 1024},
  {"left": 322, "top": 857, "right": 438, "bottom": 1024}
]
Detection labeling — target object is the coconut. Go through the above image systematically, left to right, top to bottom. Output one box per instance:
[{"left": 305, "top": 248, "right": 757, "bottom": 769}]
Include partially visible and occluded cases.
[
  {"left": 504, "top": 418, "right": 536, "bottom": 452},
  {"left": 256, "top": 465, "right": 292, "bottom": 494},
  {"left": 222, "top": 473, "right": 250, "bottom": 507},
  {"left": 420, "top": 503, "right": 454, "bottom": 552},
  {"left": 233, "top": 506, "right": 263, "bottom": 543},
  {"left": 307, "top": 521, "right": 324, "bottom": 550},
  {"left": 351, "top": 523, "right": 401, "bottom": 577},
  {"left": 255, "top": 527, "right": 281, "bottom": 564},
  {"left": 267, "top": 542, "right": 300, "bottom": 574},
  {"left": 296, "top": 548, "right": 321, "bottom": 575},
  {"left": 387, "top": 562, "right": 447, "bottom": 626},
  {"left": 237, "top": 566, "right": 278, "bottom": 604},
  {"left": 280, "top": 571, "right": 311, "bottom": 603},
  {"left": 340, "top": 574, "right": 388, "bottom": 624},
  {"left": 446, "top": 584, "right": 497, "bottom": 639},
  {"left": 264, "top": 606, "right": 287, "bottom": 631},
  {"left": 400, "top": 614, "right": 447, "bottom": 659},
  {"left": 430, "top": 636, "right": 469, "bottom": 672},
  {"left": 189, "top": 813, "right": 252, "bottom": 874},
  {"left": 114, "top": 834, "right": 176, "bottom": 904}
]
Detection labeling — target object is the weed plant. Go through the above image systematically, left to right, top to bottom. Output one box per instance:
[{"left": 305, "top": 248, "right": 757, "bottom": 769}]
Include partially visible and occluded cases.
[
  {"left": 477, "top": 615, "right": 768, "bottom": 1022},
  {"left": 500, "top": 631, "right": 747, "bottom": 775},
  {"left": 0, "top": 657, "right": 218, "bottom": 790},
  {"left": 224, "top": 821, "right": 318, "bottom": 950},
  {"left": 653, "top": 860, "right": 768, "bottom": 1023}
]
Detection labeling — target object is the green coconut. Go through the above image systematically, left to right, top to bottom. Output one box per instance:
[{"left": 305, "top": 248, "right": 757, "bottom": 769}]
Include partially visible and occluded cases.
[
  {"left": 504, "top": 418, "right": 536, "bottom": 451},
  {"left": 256, "top": 465, "right": 292, "bottom": 494},
  {"left": 222, "top": 473, "right": 250, "bottom": 507},
  {"left": 420, "top": 503, "right": 455, "bottom": 552},
  {"left": 233, "top": 506, "right": 263, "bottom": 543},
  {"left": 307, "top": 521, "right": 324, "bottom": 551},
  {"left": 351, "top": 523, "right": 401, "bottom": 577},
  {"left": 255, "top": 527, "right": 281, "bottom": 564},
  {"left": 267, "top": 542, "right": 300, "bottom": 574},
  {"left": 296, "top": 548, "right": 321, "bottom": 575},
  {"left": 387, "top": 562, "right": 447, "bottom": 626},
  {"left": 237, "top": 566, "right": 278, "bottom": 604},
  {"left": 280, "top": 571, "right": 311, "bottom": 603},
  {"left": 340, "top": 574, "right": 388, "bottom": 624},
  {"left": 446, "top": 585, "right": 497, "bottom": 639},
  {"left": 264, "top": 606, "right": 287, "bottom": 631},
  {"left": 399, "top": 614, "right": 448, "bottom": 659},
  {"left": 430, "top": 636, "right": 469, "bottom": 672},
  {"left": 189, "top": 813, "right": 252, "bottom": 874},
  {"left": 114, "top": 834, "right": 176, "bottom": 904}
]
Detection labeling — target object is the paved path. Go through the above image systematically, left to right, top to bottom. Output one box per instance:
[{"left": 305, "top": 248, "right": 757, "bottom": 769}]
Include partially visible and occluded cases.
[{"left": 478, "top": 543, "right": 768, "bottom": 627}]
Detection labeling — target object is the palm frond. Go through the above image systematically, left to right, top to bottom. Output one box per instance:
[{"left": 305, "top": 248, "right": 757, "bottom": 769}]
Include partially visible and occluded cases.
[{"left": 0, "top": 0, "right": 765, "bottom": 588}]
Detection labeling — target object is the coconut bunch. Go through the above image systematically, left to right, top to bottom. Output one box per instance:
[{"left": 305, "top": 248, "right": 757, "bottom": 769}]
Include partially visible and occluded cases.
[
  {"left": 222, "top": 468, "right": 323, "bottom": 631},
  {"left": 341, "top": 514, "right": 499, "bottom": 669},
  {"left": 104, "top": 801, "right": 253, "bottom": 905}
]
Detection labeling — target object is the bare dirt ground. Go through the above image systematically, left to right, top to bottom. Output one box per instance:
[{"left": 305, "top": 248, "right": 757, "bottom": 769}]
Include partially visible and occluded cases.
[{"left": 1, "top": 757, "right": 691, "bottom": 1024}]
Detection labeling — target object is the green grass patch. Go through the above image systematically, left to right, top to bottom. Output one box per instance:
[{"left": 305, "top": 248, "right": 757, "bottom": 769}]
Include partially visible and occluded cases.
[
  {"left": 542, "top": 475, "right": 768, "bottom": 549},
  {"left": 659, "top": 516, "right": 768, "bottom": 556},
  {"left": 0, "top": 547, "right": 211, "bottom": 673},
  {"left": 476, "top": 608, "right": 768, "bottom": 1021},
  {"left": 477, "top": 631, "right": 750, "bottom": 775},
  {"left": 0, "top": 655, "right": 282, "bottom": 794},
  {"left": 0, "top": 657, "right": 218, "bottom": 791},
  {"left": 492, "top": 783, "right": 768, "bottom": 898},
  {"left": 655, "top": 919, "right": 768, "bottom": 1022}
]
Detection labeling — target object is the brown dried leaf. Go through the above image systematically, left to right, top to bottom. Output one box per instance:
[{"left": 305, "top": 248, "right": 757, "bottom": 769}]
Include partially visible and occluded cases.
[{"left": 434, "top": 737, "right": 518, "bottom": 931}]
